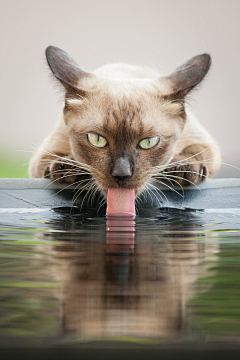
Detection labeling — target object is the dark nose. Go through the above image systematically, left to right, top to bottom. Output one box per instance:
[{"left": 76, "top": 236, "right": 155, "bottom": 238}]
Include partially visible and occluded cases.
[
  {"left": 111, "top": 157, "right": 132, "bottom": 186},
  {"left": 113, "top": 175, "right": 131, "bottom": 186}
]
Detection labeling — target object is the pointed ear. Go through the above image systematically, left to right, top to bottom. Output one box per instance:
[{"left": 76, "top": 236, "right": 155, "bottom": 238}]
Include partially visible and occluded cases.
[
  {"left": 45, "top": 46, "right": 91, "bottom": 94},
  {"left": 162, "top": 54, "right": 211, "bottom": 99}
]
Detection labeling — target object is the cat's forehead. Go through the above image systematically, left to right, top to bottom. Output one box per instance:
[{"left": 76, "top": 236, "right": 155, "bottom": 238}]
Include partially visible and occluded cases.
[
  {"left": 67, "top": 77, "right": 184, "bottom": 137},
  {"left": 93, "top": 88, "right": 180, "bottom": 135},
  {"left": 91, "top": 91, "right": 160, "bottom": 137},
  {"left": 82, "top": 99, "right": 179, "bottom": 142},
  {"left": 102, "top": 105, "right": 145, "bottom": 138}
]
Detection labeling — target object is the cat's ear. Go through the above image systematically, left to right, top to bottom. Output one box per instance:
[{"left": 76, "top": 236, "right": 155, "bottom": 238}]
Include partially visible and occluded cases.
[
  {"left": 45, "top": 46, "right": 92, "bottom": 94},
  {"left": 162, "top": 54, "right": 211, "bottom": 99}
]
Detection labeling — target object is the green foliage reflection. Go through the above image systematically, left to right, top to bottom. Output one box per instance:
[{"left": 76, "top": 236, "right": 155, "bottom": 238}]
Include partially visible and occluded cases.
[{"left": 190, "top": 243, "right": 240, "bottom": 336}]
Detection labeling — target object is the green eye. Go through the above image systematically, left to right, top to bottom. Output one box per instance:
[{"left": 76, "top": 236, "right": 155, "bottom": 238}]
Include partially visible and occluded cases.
[
  {"left": 87, "top": 133, "right": 107, "bottom": 147},
  {"left": 139, "top": 137, "right": 159, "bottom": 149}
]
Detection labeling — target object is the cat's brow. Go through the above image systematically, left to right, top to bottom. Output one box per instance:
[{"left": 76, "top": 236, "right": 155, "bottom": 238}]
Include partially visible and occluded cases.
[
  {"left": 102, "top": 108, "right": 144, "bottom": 134},
  {"left": 71, "top": 123, "right": 104, "bottom": 135}
]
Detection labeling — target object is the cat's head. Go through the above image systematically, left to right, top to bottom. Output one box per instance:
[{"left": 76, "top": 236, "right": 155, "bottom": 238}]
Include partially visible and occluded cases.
[{"left": 46, "top": 46, "right": 211, "bottom": 196}]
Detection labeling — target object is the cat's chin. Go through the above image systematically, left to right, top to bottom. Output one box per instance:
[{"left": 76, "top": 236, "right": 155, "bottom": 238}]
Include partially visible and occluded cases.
[
  {"left": 96, "top": 177, "right": 148, "bottom": 199},
  {"left": 99, "top": 185, "right": 144, "bottom": 199}
]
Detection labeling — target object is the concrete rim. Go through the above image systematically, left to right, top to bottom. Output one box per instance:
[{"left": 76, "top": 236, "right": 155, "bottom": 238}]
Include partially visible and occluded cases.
[{"left": 0, "top": 178, "right": 240, "bottom": 190}]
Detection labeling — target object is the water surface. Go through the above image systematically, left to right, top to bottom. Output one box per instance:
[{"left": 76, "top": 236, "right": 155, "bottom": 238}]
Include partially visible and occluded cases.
[{"left": 0, "top": 205, "right": 240, "bottom": 346}]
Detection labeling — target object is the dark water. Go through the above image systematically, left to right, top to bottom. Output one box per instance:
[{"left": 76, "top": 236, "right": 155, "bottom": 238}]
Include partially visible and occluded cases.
[{"left": 0, "top": 205, "right": 240, "bottom": 346}]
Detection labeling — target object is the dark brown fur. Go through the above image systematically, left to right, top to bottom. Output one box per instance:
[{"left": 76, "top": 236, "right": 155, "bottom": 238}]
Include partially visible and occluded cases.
[{"left": 29, "top": 46, "right": 221, "bottom": 197}]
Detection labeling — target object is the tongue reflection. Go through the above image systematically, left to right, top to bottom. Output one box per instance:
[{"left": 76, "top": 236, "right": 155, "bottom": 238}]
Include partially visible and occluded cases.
[{"left": 106, "top": 188, "right": 135, "bottom": 217}]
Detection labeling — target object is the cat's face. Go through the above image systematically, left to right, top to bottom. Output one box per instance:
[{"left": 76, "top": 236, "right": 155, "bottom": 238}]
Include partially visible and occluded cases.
[
  {"left": 45, "top": 46, "right": 211, "bottom": 196},
  {"left": 65, "top": 79, "right": 185, "bottom": 196}
]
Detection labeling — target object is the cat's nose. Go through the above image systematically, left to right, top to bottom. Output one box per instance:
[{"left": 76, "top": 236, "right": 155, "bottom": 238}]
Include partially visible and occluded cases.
[
  {"left": 111, "top": 157, "right": 132, "bottom": 186},
  {"left": 113, "top": 175, "right": 131, "bottom": 186}
]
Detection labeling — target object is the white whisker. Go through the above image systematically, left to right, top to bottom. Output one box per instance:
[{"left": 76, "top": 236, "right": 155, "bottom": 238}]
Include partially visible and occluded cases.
[
  {"left": 159, "top": 174, "right": 202, "bottom": 193},
  {"left": 153, "top": 178, "right": 184, "bottom": 198},
  {"left": 148, "top": 181, "right": 169, "bottom": 206},
  {"left": 146, "top": 183, "right": 164, "bottom": 207}
]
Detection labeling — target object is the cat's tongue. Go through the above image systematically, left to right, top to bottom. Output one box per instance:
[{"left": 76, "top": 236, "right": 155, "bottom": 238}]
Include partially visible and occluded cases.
[{"left": 106, "top": 188, "right": 135, "bottom": 217}]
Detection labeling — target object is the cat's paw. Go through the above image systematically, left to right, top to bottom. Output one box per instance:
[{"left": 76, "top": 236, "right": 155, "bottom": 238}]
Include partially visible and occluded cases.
[
  {"left": 162, "top": 156, "right": 208, "bottom": 186},
  {"left": 44, "top": 157, "right": 76, "bottom": 183}
]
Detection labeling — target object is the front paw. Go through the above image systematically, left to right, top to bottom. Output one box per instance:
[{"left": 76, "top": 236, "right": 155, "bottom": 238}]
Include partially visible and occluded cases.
[
  {"left": 44, "top": 157, "right": 77, "bottom": 183},
  {"left": 162, "top": 157, "right": 208, "bottom": 186}
]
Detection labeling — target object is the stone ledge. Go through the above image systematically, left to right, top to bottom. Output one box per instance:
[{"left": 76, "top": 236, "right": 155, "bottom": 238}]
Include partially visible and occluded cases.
[{"left": 0, "top": 178, "right": 240, "bottom": 190}]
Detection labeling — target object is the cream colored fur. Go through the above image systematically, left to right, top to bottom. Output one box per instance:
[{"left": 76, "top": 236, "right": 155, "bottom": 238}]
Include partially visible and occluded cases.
[{"left": 29, "top": 59, "right": 221, "bottom": 194}]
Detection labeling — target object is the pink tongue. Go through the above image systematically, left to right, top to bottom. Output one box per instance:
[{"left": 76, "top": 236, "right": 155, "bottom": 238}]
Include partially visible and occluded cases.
[{"left": 106, "top": 188, "right": 135, "bottom": 217}]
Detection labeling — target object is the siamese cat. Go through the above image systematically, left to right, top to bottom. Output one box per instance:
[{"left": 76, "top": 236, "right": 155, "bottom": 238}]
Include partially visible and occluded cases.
[{"left": 29, "top": 46, "right": 221, "bottom": 199}]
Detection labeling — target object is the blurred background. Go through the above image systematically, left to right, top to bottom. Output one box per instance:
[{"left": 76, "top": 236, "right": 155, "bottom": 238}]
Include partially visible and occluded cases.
[{"left": 0, "top": 0, "right": 239, "bottom": 178}]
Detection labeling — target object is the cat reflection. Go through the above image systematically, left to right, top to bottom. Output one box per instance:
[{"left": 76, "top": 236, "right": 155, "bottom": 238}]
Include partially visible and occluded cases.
[{"left": 38, "top": 218, "right": 217, "bottom": 340}]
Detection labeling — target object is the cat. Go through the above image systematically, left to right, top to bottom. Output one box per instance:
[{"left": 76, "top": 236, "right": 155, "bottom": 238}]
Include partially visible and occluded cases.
[{"left": 29, "top": 46, "right": 221, "bottom": 200}]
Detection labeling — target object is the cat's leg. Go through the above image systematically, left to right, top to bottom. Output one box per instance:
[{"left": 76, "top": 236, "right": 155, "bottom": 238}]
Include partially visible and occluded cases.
[
  {"left": 29, "top": 116, "right": 80, "bottom": 183},
  {"left": 29, "top": 138, "right": 89, "bottom": 184},
  {"left": 162, "top": 144, "right": 215, "bottom": 186},
  {"left": 29, "top": 150, "right": 78, "bottom": 183},
  {"left": 30, "top": 151, "right": 90, "bottom": 184},
  {"left": 43, "top": 155, "right": 78, "bottom": 183},
  {"left": 44, "top": 155, "right": 91, "bottom": 184}
]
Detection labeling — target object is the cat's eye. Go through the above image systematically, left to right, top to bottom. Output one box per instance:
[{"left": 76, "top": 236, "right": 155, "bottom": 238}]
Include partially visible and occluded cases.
[
  {"left": 87, "top": 133, "right": 107, "bottom": 148},
  {"left": 139, "top": 137, "right": 159, "bottom": 149}
]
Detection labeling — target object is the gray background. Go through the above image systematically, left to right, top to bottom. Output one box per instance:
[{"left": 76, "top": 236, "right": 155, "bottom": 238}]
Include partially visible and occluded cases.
[{"left": 1, "top": 0, "right": 239, "bottom": 177}]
